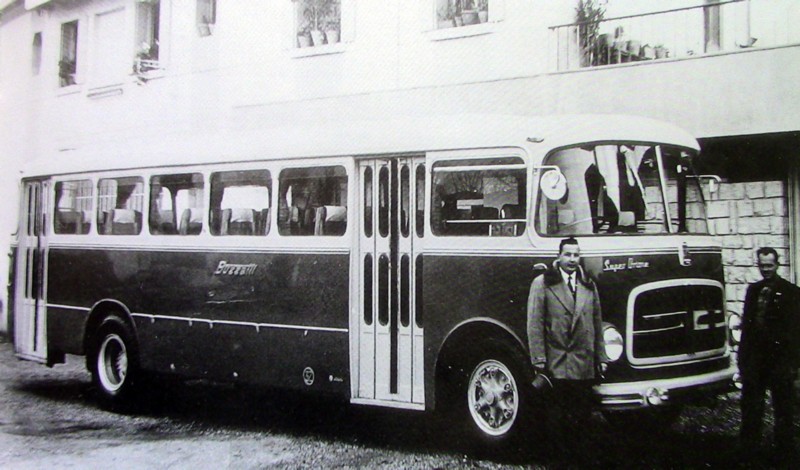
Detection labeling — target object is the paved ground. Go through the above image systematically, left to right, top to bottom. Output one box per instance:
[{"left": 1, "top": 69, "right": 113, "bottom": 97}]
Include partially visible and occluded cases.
[{"left": 0, "top": 336, "right": 796, "bottom": 469}]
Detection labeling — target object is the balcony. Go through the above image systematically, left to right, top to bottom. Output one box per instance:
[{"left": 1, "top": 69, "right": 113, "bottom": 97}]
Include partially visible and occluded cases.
[{"left": 550, "top": 0, "right": 800, "bottom": 71}]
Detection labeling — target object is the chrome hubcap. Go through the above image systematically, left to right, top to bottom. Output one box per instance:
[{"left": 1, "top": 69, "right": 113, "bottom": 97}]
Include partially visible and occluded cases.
[
  {"left": 98, "top": 333, "right": 128, "bottom": 393},
  {"left": 467, "top": 359, "right": 518, "bottom": 436}
]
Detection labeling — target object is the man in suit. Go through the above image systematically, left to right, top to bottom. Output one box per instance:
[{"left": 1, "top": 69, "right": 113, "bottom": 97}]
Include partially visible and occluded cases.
[
  {"left": 527, "top": 237, "right": 607, "bottom": 448},
  {"left": 739, "top": 247, "right": 800, "bottom": 461}
]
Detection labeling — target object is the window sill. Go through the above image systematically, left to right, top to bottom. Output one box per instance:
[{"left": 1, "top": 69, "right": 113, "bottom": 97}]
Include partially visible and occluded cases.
[
  {"left": 427, "top": 21, "right": 498, "bottom": 41},
  {"left": 289, "top": 42, "right": 347, "bottom": 59},
  {"left": 86, "top": 82, "right": 125, "bottom": 99},
  {"left": 56, "top": 83, "right": 83, "bottom": 97}
]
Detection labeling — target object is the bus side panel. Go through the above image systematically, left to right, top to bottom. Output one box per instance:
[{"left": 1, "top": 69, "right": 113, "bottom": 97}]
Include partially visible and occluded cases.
[
  {"left": 6, "top": 245, "right": 17, "bottom": 339},
  {"left": 46, "top": 247, "right": 350, "bottom": 396},
  {"left": 423, "top": 254, "right": 542, "bottom": 405}
]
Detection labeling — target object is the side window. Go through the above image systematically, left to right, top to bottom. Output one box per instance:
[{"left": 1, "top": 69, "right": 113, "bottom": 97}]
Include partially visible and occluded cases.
[
  {"left": 196, "top": 0, "right": 217, "bottom": 36},
  {"left": 435, "top": 0, "right": 498, "bottom": 29},
  {"left": 431, "top": 157, "right": 526, "bottom": 237},
  {"left": 278, "top": 166, "right": 348, "bottom": 236},
  {"left": 210, "top": 170, "right": 271, "bottom": 236},
  {"left": 149, "top": 173, "right": 204, "bottom": 235},
  {"left": 97, "top": 177, "right": 144, "bottom": 235},
  {"left": 54, "top": 180, "right": 93, "bottom": 235}
]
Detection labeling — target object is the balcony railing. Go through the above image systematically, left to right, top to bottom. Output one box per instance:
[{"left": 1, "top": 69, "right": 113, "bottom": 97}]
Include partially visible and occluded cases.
[{"left": 550, "top": 0, "right": 800, "bottom": 71}]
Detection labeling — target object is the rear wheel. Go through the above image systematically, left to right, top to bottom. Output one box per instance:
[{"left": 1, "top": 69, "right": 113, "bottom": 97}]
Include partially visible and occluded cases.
[{"left": 89, "top": 316, "right": 140, "bottom": 411}]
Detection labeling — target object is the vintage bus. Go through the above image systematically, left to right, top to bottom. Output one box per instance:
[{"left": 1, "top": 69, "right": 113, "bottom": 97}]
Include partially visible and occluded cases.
[{"left": 7, "top": 114, "right": 736, "bottom": 447}]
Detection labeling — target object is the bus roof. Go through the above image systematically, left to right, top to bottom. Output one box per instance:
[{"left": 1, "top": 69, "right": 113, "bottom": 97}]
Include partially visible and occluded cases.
[{"left": 21, "top": 114, "right": 700, "bottom": 178}]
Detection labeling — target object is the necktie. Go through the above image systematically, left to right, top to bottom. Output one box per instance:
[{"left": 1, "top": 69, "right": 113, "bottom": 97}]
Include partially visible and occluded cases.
[{"left": 568, "top": 274, "right": 575, "bottom": 297}]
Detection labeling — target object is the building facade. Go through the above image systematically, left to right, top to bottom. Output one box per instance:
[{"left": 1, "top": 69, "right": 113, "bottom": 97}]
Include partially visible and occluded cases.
[{"left": 1, "top": 0, "right": 799, "bottom": 328}]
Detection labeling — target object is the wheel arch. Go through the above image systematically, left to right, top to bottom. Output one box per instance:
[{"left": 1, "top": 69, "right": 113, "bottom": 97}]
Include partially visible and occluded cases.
[
  {"left": 83, "top": 299, "right": 138, "bottom": 363},
  {"left": 433, "top": 317, "right": 530, "bottom": 410}
]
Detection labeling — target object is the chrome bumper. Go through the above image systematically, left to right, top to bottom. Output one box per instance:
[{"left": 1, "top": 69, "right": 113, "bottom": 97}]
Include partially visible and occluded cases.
[{"left": 594, "top": 365, "right": 737, "bottom": 410}]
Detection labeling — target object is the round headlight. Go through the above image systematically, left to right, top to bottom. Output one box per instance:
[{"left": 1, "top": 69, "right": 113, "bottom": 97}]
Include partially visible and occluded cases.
[
  {"left": 727, "top": 312, "right": 742, "bottom": 345},
  {"left": 603, "top": 324, "right": 624, "bottom": 362}
]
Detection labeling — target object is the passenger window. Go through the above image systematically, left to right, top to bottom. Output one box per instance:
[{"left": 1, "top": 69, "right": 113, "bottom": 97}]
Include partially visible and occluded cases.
[
  {"left": 431, "top": 157, "right": 527, "bottom": 237},
  {"left": 415, "top": 164, "right": 425, "bottom": 238},
  {"left": 278, "top": 166, "right": 348, "bottom": 236},
  {"left": 210, "top": 170, "right": 271, "bottom": 236},
  {"left": 150, "top": 173, "right": 205, "bottom": 236},
  {"left": 97, "top": 177, "right": 144, "bottom": 235},
  {"left": 54, "top": 180, "right": 93, "bottom": 234}
]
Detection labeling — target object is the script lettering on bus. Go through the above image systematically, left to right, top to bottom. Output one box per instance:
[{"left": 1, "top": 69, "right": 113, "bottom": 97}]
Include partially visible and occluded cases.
[
  {"left": 603, "top": 258, "right": 651, "bottom": 273},
  {"left": 213, "top": 261, "right": 258, "bottom": 276}
]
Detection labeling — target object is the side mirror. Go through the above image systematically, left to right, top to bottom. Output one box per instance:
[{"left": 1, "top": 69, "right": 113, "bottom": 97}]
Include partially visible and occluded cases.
[{"left": 540, "top": 169, "right": 567, "bottom": 201}]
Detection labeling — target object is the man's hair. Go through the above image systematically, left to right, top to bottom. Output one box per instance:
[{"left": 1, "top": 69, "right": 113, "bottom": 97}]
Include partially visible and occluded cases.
[
  {"left": 559, "top": 237, "right": 579, "bottom": 254},
  {"left": 756, "top": 247, "right": 779, "bottom": 263}
]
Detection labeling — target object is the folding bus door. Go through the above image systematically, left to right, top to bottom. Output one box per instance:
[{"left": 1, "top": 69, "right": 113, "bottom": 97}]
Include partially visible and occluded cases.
[
  {"left": 356, "top": 157, "right": 425, "bottom": 406},
  {"left": 14, "top": 180, "right": 49, "bottom": 363}
]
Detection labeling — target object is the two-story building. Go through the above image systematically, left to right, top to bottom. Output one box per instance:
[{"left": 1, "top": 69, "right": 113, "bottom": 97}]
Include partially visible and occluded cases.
[{"left": 1, "top": 0, "right": 798, "bottom": 330}]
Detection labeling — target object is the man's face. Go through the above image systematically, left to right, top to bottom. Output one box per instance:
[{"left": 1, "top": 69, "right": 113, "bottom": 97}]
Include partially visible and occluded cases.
[
  {"left": 558, "top": 243, "right": 580, "bottom": 274},
  {"left": 757, "top": 253, "right": 778, "bottom": 280}
]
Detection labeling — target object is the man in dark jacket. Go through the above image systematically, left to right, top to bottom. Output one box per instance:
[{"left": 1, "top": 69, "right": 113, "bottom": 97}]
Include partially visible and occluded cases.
[
  {"left": 527, "top": 237, "right": 607, "bottom": 448},
  {"left": 739, "top": 247, "right": 800, "bottom": 461}
]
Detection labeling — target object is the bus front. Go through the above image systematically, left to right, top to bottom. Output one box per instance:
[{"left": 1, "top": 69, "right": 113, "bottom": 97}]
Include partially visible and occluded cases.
[{"left": 534, "top": 142, "right": 736, "bottom": 420}]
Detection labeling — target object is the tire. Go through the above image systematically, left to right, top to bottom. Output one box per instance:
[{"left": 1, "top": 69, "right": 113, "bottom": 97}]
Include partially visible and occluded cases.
[
  {"left": 89, "top": 315, "right": 141, "bottom": 411},
  {"left": 447, "top": 348, "right": 541, "bottom": 455}
]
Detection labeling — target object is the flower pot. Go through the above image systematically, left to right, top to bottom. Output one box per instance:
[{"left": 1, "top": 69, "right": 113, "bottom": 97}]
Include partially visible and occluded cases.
[
  {"left": 461, "top": 10, "right": 479, "bottom": 26},
  {"left": 478, "top": 11, "right": 488, "bottom": 23},
  {"left": 454, "top": 16, "right": 463, "bottom": 27},
  {"left": 438, "top": 19, "right": 455, "bottom": 29},
  {"left": 325, "top": 29, "right": 340, "bottom": 44},
  {"left": 310, "top": 30, "right": 325, "bottom": 47},
  {"left": 297, "top": 34, "right": 312, "bottom": 48},
  {"left": 627, "top": 40, "right": 641, "bottom": 56},
  {"left": 641, "top": 45, "right": 655, "bottom": 59},
  {"left": 655, "top": 47, "right": 668, "bottom": 59}
]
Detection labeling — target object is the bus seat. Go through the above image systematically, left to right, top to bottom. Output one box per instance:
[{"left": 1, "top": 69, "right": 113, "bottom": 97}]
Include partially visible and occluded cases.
[
  {"left": 500, "top": 204, "right": 523, "bottom": 219},
  {"left": 317, "top": 205, "right": 346, "bottom": 235},
  {"left": 314, "top": 206, "right": 326, "bottom": 235},
  {"left": 478, "top": 207, "right": 499, "bottom": 220},
  {"left": 179, "top": 208, "right": 203, "bottom": 235},
  {"left": 222, "top": 208, "right": 255, "bottom": 235},
  {"left": 257, "top": 208, "right": 270, "bottom": 235},
  {"left": 55, "top": 209, "right": 82, "bottom": 234},
  {"left": 109, "top": 209, "right": 141, "bottom": 235},
  {"left": 154, "top": 209, "right": 175, "bottom": 234},
  {"left": 81, "top": 210, "right": 92, "bottom": 234},
  {"left": 558, "top": 210, "right": 575, "bottom": 226},
  {"left": 618, "top": 211, "right": 635, "bottom": 227}
]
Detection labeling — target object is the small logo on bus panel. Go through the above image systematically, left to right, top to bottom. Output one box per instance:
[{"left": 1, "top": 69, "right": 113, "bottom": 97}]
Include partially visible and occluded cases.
[
  {"left": 602, "top": 258, "right": 650, "bottom": 273},
  {"left": 213, "top": 261, "right": 258, "bottom": 276},
  {"left": 303, "top": 367, "right": 315, "bottom": 386}
]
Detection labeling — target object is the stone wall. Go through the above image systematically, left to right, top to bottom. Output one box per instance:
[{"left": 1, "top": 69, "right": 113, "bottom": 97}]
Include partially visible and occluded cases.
[{"left": 706, "top": 180, "right": 791, "bottom": 314}]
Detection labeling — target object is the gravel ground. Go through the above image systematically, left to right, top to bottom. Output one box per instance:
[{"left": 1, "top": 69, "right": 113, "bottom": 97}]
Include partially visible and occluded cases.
[{"left": 0, "top": 335, "right": 796, "bottom": 469}]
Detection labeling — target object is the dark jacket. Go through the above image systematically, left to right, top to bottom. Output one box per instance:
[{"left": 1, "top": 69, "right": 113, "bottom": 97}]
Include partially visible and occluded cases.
[
  {"left": 527, "top": 263, "right": 607, "bottom": 380},
  {"left": 739, "top": 275, "right": 800, "bottom": 376}
]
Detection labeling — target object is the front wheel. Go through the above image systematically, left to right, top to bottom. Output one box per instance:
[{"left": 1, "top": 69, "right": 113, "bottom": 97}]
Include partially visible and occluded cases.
[{"left": 89, "top": 316, "right": 140, "bottom": 411}]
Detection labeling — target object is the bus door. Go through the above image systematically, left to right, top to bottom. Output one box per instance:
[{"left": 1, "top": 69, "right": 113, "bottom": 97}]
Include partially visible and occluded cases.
[
  {"left": 356, "top": 157, "right": 425, "bottom": 405},
  {"left": 14, "top": 180, "right": 49, "bottom": 363}
]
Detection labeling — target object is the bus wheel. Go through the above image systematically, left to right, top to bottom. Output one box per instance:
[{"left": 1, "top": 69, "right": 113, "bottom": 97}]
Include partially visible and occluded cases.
[
  {"left": 90, "top": 316, "right": 140, "bottom": 411},
  {"left": 458, "top": 350, "right": 536, "bottom": 452}
]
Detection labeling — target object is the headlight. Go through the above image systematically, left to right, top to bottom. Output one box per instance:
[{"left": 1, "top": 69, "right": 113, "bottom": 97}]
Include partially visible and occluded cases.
[
  {"left": 727, "top": 312, "right": 742, "bottom": 345},
  {"left": 603, "top": 324, "right": 624, "bottom": 362}
]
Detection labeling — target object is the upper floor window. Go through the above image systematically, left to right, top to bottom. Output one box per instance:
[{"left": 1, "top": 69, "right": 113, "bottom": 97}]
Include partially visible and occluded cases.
[
  {"left": 135, "top": 0, "right": 161, "bottom": 74},
  {"left": 197, "top": 0, "right": 217, "bottom": 37},
  {"left": 293, "top": 0, "right": 342, "bottom": 48},
  {"left": 436, "top": 0, "right": 490, "bottom": 29},
  {"left": 59, "top": 21, "right": 78, "bottom": 87},
  {"left": 32, "top": 33, "right": 42, "bottom": 76},
  {"left": 431, "top": 157, "right": 527, "bottom": 237}
]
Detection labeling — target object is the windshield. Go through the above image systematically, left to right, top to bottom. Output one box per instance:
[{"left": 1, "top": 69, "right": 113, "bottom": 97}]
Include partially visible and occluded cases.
[{"left": 535, "top": 144, "right": 708, "bottom": 236}]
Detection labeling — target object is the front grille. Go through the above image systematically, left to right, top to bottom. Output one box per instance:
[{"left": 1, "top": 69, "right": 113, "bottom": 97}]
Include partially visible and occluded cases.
[{"left": 628, "top": 280, "right": 727, "bottom": 366}]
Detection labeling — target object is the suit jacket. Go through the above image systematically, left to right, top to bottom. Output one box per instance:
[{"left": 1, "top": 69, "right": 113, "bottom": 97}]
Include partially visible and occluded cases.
[
  {"left": 527, "top": 263, "right": 607, "bottom": 381},
  {"left": 739, "top": 275, "right": 800, "bottom": 375}
]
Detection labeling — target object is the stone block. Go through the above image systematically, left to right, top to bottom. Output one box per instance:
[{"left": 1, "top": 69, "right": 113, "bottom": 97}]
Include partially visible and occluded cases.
[
  {"left": 764, "top": 181, "right": 786, "bottom": 198},
  {"left": 745, "top": 182, "right": 765, "bottom": 199},
  {"left": 718, "top": 183, "right": 745, "bottom": 201},
  {"left": 753, "top": 199, "right": 774, "bottom": 216},
  {"left": 773, "top": 199, "right": 787, "bottom": 216},
  {"left": 707, "top": 200, "right": 731, "bottom": 219},
  {"left": 736, "top": 200, "right": 754, "bottom": 218},
  {"left": 770, "top": 216, "right": 789, "bottom": 235},
  {"left": 738, "top": 217, "right": 772, "bottom": 234},
  {"left": 715, "top": 218, "right": 731, "bottom": 235},
  {"left": 752, "top": 234, "right": 790, "bottom": 250},
  {"left": 722, "top": 235, "right": 744, "bottom": 249},
  {"left": 722, "top": 249, "right": 736, "bottom": 265},
  {"left": 734, "top": 250, "right": 755, "bottom": 267},
  {"left": 724, "top": 266, "right": 746, "bottom": 283},
  {"left": 726, "top": 301, "right": 743, "bottom": 315}
]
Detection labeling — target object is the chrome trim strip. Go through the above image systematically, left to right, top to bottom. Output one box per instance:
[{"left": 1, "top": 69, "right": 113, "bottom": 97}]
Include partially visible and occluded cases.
[
  {"left": 45, "top": 244, "right": 351, "bottom": 255},
  {"left": 47, "top": 303, "right": 91, "bottom": 312},
  {"left": 642, "top": 311, "right": 684, "bottom": 320},
  {"left": 130, "top": 313, "right": 348, "bottom": 333},
  {"left": 634, "top": 324, "right": 685, "bottom": 334},
  {"left": 594, "top": 365, "right": 736, "bottom": 397},
  {"left": 350, "top": 398, "right": 425, "bottom": 411}
]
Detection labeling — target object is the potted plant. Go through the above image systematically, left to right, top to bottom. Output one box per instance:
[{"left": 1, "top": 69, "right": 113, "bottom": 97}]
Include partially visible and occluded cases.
[
  {"left": 293, "top": 0, "right": 337, "bottom": 47},
  {"left": 460, "top": 0, "right": 479, "bottom": 26},
  {"left": 477, "top": 0, "right": 488, "bottom": 23},
  {"left": 575, "top": 0, "right": 606, "bottom": 67},
  {"left": 437, "top": 3, "right": 456, "bottom": 29},
  {"left": 325, "top": 18, "right": 340, "bottom": 44},
  {"left": 297, "top": 22, "right": 312, "bottom": 48},
  {"left": 654, "top": 44, "right": 668, "bottom": 59},
  {"left": 58, "top": 59, "right": 76, "bottom": 86}
]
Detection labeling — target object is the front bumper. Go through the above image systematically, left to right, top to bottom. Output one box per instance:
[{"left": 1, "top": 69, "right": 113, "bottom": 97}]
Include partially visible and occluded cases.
[{"left": 594, "top": 365, "right": 737, "bottom": 410}]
